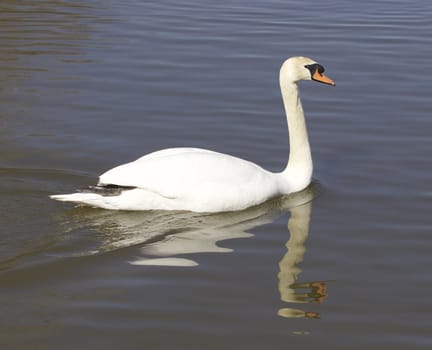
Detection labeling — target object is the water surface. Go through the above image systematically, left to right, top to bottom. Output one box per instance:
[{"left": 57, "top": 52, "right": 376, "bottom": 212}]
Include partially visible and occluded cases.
[{"left": 1, "top": 0, "right": 432, "bottom": 349}]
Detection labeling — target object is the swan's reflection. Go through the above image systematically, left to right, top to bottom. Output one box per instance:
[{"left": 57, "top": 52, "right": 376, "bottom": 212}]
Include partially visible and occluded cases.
[
  {"left": 58, "top": 183, "right": 327, "bottom": 317},
  {"left": 277, "top": 201, "right": 327, "bottom": 319}
]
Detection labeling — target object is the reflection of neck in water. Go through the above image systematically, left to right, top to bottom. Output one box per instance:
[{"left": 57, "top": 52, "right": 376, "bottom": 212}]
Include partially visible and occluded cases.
[{"left": 277, "top": 200, "right": 327, "bottom": 319}]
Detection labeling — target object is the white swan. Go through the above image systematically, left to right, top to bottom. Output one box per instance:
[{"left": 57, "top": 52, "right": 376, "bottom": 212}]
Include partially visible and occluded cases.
[{"left": 50, "top": 56, "right": 335, "bottom": 212}]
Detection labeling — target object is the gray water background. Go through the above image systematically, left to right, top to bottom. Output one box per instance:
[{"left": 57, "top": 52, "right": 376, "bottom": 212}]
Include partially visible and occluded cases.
[{"left": 1, "top": 0, "right": 431, "bottom": 349}]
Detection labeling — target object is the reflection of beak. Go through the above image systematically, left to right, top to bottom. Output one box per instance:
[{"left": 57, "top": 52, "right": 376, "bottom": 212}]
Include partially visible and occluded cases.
[{"left": 312, "top": 69, "right": 336, "bottom": 86}]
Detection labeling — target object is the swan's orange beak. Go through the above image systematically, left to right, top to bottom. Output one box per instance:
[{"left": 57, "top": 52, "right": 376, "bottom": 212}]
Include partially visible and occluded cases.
[{"left": 312, "top": 69, "right": 335, "bottom": 86}]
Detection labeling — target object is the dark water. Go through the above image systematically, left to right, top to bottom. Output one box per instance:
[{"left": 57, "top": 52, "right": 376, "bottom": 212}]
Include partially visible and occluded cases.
[{"left": 1, "top": 0, "right": 432, "bottom": 348}]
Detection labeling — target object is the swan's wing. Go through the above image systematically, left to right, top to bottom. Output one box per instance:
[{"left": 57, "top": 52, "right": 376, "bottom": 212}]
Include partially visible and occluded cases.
[{"left": 98, "top": 148, "right": 275, "bottom": 200}]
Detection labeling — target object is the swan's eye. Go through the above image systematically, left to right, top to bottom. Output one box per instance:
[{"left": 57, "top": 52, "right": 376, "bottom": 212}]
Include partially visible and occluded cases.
[{"left": 305, "top": 63, "right": 325, "bottom": 76}]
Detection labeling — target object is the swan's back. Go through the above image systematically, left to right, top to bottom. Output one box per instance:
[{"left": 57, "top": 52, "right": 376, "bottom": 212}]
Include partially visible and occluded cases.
[{"left": 97, "top": 148, "right": 280, "bottom": 211}]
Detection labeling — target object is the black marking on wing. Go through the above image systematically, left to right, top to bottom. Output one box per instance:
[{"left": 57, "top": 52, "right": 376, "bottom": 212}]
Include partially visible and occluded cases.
[{"left": 79, "top": 184, "right": 137, "bottom": 196}]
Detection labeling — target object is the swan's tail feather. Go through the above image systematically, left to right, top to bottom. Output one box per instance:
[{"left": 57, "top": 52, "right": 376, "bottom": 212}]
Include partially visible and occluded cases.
[
  {"left": 50, "top": 185, "right": 138, "bottom": 209},
  {"left": 50, "top": 192, "right": 114, "bottom": 209},
  {"left": 50, "top": 192, "right": 99, "bottom": 202},
  {"left": 50, "top": 193, "right": 103, "bottom": 206}
]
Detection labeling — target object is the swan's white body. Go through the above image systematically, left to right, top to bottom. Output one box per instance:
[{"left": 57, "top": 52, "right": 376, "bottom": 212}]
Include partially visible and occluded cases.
[{"left": 51, "top": 57, "right": 335, "bottom": 212}]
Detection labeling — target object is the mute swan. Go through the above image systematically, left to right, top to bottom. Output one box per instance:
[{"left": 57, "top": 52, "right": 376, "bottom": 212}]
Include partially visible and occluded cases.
[{"left": 50, "top": 56, "right": 335, "bottom": 212}]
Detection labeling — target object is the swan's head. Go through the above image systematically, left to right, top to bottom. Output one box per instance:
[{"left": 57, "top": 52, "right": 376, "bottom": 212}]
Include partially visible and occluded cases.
[{"left": 281, "top": 56, "right": 335, "bottom": 86}]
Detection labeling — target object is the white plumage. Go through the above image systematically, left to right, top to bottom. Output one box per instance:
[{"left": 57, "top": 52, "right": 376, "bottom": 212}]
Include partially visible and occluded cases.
[{"left": 50, "top": 56, "right": 335, "bottom": 212}]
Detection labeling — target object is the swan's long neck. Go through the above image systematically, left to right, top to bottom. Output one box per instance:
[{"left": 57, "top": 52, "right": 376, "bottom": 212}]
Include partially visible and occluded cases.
[{"left": 280, "top": 77, "right": 313, "bottom": 192}]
